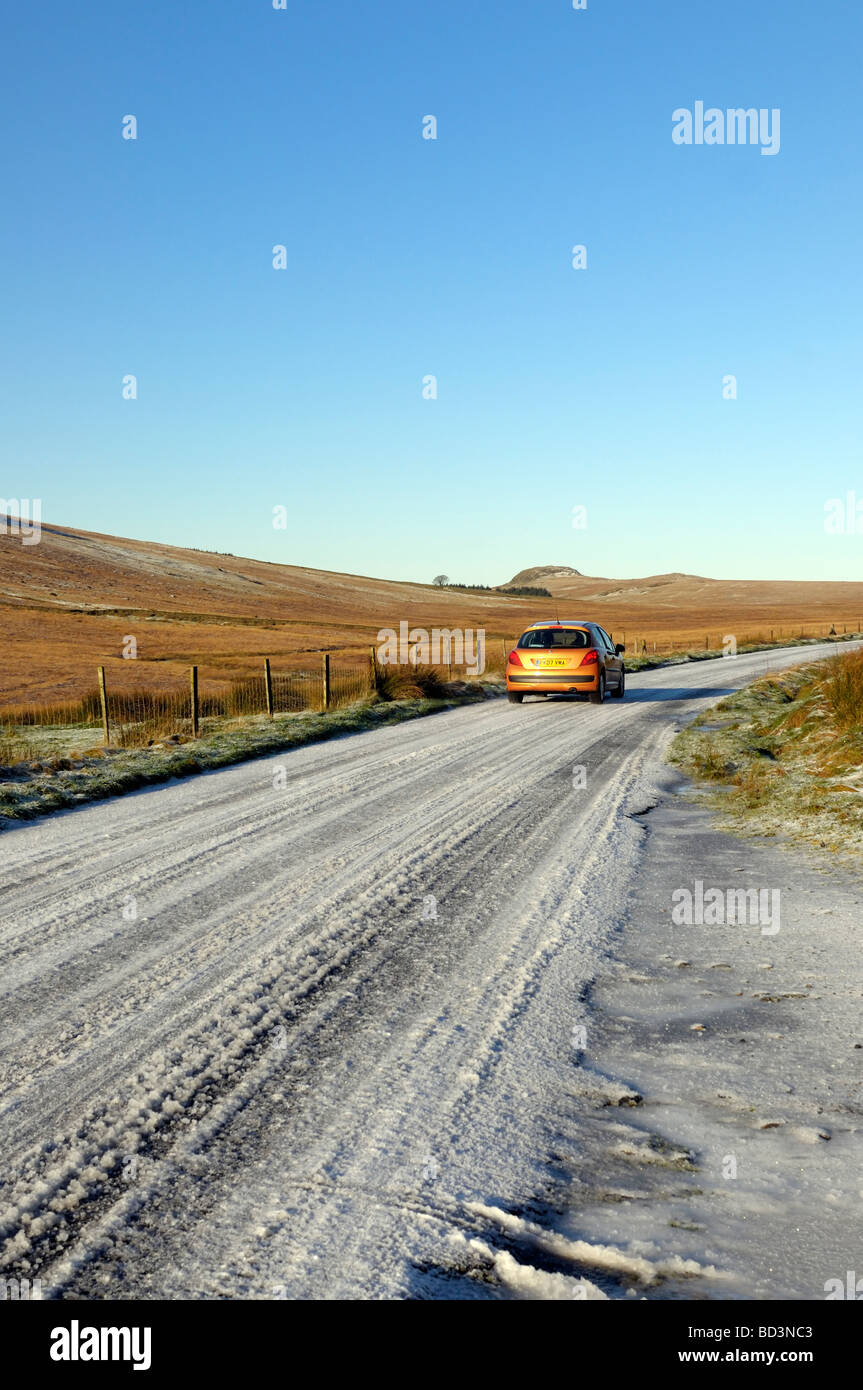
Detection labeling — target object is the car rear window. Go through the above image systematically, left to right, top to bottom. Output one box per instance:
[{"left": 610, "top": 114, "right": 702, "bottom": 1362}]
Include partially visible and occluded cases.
[{"left": 517, "top": 627, "right": 591, "bottom": 649}]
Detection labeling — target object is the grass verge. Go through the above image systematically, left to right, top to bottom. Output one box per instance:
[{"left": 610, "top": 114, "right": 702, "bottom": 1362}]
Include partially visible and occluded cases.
[
  {"left": 668, "top": 647, "right": 863, "bottom": 857},
  {"left": 0, "top": 686, "right": 501, "bottom": 829}
]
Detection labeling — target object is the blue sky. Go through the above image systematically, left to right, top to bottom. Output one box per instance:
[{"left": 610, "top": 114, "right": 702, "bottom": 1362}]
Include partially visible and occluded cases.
[{"left": 1, "top": 0, "right": 860, "bottom": 584}]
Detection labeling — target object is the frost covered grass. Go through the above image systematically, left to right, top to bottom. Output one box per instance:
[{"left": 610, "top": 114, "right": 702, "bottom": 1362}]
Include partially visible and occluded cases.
[
  {"left": 669, "top": 648, "right": 863, "bottom": 856},
  {"left": 0, "top": 687, "right": 499, "bottom": 828}
]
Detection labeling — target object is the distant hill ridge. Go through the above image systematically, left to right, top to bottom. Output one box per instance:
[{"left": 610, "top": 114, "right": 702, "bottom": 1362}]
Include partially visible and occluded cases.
[
  {"left": 2, "top": 521, "right": 861, "bottom": 705},
  {"left": 506, "top": 565, "right": 584, "bottom": 586}
]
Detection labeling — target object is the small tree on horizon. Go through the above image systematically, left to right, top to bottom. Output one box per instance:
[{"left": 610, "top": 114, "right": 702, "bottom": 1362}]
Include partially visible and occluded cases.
[{"left": 433, "top": 574, "right": 449, "bottom": 587}]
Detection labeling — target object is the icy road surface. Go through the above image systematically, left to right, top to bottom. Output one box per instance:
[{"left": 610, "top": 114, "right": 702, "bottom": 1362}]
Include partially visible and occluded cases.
[{"left": 0, "top": 643, "right": 856, "bottom": 1299}]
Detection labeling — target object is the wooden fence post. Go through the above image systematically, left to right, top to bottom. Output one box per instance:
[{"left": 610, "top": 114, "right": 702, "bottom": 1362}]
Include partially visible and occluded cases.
[
  {"left": 368, "top": 645, "right": 377, "bottom": 694},
  {"left": 321, "top": 653, "right": 331, "bottom": 711},
  {"left": 264, "top": 658, "right": 274, "bottom": 717},
  {"left": 96, "top": 666, "right": 110, "bottom": 745},
  {"left": 189, "top": 666, "right": 200, "bottom": 736}
]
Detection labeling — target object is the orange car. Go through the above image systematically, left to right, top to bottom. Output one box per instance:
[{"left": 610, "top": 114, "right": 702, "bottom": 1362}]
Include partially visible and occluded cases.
[{"left": 506, "top": 620, "right": 625, "bottom": 704}]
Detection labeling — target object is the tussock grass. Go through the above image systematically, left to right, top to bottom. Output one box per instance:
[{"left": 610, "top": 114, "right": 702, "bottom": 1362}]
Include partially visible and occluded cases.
[
  {"left": 824, "top": 646, "right": 863, "bottom": 731},
  {"left": 669, "top": 647, "right": 863, "bottom": 857},
  {"left": 373, "top": 664, "right": 449, "bottom": 702}
]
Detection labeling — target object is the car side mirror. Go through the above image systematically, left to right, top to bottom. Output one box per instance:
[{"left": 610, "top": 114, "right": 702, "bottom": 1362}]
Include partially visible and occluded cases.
[{"left": 615, "top": 643, "right": 625, "bottom": 655}]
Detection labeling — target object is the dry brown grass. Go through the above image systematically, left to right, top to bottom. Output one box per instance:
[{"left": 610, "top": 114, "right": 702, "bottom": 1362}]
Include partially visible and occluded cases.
[
  {"left": 3, "top": 521, "right": 862, "bottom": 704},
  {"left": 823, "top": 646, "right": 863, "bottom": 731},
  {"left": 373, "top": 664, "right": 449, "bottom": 702}
]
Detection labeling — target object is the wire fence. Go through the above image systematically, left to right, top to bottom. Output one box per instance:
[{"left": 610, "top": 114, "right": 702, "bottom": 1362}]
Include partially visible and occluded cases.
[
  {"left": 610, "top": 622, "right": 862, "bottom": 656},
  {"left": 1, "top": 625, "right": 860, "bottom": 766},
  {"left": 0, "top": 648, "right": 443, "bottom": 762}
]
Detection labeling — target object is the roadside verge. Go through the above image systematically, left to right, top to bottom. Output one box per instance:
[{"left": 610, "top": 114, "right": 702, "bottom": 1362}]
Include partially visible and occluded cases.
[{"left": 668, "top": 645, "right": 863, "bottom": 859}]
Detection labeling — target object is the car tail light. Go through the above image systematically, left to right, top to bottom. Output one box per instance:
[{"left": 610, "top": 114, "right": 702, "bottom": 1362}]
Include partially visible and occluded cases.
[
  {"left": 507, "top": 649, "right": 523, "bottom": 667},
  {"left": 580, "top": 649, "right": 599, "bottom": 665}
]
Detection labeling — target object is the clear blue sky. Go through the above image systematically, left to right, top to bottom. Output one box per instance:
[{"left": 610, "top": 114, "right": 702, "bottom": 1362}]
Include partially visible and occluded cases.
[{"left": 2, "top": 1, "right": 860, "bottom": 585}]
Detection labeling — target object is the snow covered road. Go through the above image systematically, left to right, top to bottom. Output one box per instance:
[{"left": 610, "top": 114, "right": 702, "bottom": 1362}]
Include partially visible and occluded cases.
[{"left": 0, "top": 643, "right": 853, "bottom": 1299}]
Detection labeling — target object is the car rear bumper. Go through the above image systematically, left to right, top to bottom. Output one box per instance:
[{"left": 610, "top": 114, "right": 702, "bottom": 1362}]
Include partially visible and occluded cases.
[{"left": 506, "top": 671, "right": 598, "bottom": 691}]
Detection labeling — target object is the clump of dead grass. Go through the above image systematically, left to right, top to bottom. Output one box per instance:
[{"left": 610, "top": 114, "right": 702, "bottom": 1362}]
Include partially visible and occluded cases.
[
  {"left": 823, "top": 646, "right": 863, "bottom": 732},
  {"left": 373, "top": 664, "right": 449, "bottom": 702}
]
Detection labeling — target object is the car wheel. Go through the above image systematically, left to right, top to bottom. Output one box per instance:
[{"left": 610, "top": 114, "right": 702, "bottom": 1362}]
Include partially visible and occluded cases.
[
  {"left": 611, "top": 667, "right": 625, "bottom": 698},
  {"left": 589, "top": 672, "right": 606, "bottom": 705},
  {"left": 507, "top": 691, "right": 524, "bottom": 704}
]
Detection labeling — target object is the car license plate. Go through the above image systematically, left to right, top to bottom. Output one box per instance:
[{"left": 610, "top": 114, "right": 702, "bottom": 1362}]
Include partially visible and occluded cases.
[{"left": 535, "top": 657, "right": 567, "bottom": 667}]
